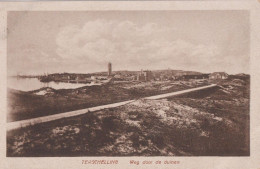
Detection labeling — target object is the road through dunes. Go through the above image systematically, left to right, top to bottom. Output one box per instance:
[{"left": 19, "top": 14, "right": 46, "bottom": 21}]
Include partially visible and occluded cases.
[{"left": 7, "top": 84, "right": 217, "bottom": 131}]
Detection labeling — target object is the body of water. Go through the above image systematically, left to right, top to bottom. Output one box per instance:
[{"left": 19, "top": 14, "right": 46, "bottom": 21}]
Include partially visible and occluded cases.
[{"left": 7, "top": 77, "right": 98, "bottom": 92}]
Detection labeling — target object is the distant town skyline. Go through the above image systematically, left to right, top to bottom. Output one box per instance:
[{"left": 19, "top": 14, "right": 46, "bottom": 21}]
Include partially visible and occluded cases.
[{"left": 8, "top": 11, "right": 249, "bottom": 75}]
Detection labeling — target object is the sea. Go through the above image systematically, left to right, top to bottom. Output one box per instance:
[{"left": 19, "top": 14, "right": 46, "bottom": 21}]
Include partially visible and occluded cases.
[{"left": 7, "top": 77, "right": 97, "bottom": 92}]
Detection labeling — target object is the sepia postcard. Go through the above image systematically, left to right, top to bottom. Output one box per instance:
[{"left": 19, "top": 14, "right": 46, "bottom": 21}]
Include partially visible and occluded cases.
[{"left": 0, "top": 1, "right": 260, "bottom": 169}]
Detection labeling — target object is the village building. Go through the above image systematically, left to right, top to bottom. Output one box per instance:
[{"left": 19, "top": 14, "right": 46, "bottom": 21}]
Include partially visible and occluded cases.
[
  {"left": 137, "top": 70, "right": 153, "bottom": 81},
  {"left": 209, "top": 72, "right": 228, "bottom": 80},
  {"left": 114, "top": 74, "right": 122, "bottom": 79},
  {"left": 182, "top": 74, "right": 209, "bottom": 80},
  {"left": 159, "top": 75, "right": 168, "bottom": 81},
  {"left": 91, "top": 76, "right": 108, "bottom": 80}
]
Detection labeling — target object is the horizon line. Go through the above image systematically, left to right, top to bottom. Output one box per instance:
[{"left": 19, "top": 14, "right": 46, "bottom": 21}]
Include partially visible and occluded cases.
[{"left": 9, "top": 68, "right": 249, "bottom": 77}]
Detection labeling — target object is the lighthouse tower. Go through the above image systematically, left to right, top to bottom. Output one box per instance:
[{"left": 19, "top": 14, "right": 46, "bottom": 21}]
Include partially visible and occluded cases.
[{"left": 108, "top": 62, "right": 112, "bottom": 76}]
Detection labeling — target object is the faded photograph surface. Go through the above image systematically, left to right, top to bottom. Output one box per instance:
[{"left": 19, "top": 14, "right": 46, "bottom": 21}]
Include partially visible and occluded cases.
[{"left": 7, "top": 11, "right": 250, "bottom": 157}]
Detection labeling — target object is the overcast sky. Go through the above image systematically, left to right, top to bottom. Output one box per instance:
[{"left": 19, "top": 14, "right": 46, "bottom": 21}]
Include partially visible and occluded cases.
[{"left": 7, "top": 11, "right": 249, "bottom": 75}]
